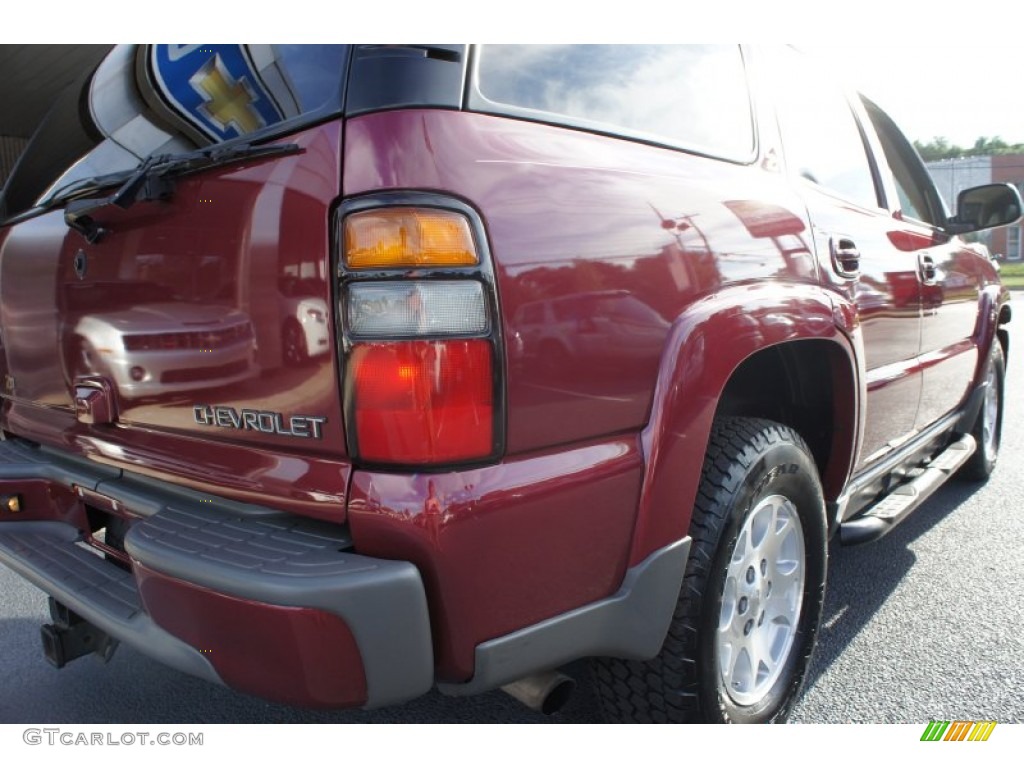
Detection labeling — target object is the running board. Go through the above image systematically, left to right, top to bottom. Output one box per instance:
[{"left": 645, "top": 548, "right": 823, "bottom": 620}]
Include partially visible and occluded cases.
[{"left": 840, "top": 435, "right": 976, "bottom": 546}]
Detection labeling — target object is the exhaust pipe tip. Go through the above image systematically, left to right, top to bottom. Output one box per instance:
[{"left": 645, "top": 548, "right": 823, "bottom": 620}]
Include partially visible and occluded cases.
[{"left": 501, "top": 671, "right": 576, "bottom": 716}]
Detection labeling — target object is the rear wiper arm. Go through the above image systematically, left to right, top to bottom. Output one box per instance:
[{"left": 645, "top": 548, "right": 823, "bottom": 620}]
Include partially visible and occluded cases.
[
  {"left": 152, "top": 141, "right": 304, "bottom": 182},
  {"left": 64, "top": 142, "right": 303, "bottom": 244},
  {"left": 64, "top": 154, "right": 164, "bottom": 244},
  {"left": 46, "top": 169, "right": 137, "bottom": 208}
]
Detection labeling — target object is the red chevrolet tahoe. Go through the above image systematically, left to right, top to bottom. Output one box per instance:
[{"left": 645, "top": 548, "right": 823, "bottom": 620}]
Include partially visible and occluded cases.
[{"left": 0, "top": 44, "right": 1018, "bottom": 723}]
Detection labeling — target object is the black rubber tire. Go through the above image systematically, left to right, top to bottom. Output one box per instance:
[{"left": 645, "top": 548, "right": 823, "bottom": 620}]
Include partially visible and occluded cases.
[
  {"left": 282, "top": 320, "right": 309, "bottom": 366},
  {"left": 959, "top": 341, "right": 1005, "bottom": 482},
  {"left": 592, "top": 417, "right": 828, "bottom": 723}
]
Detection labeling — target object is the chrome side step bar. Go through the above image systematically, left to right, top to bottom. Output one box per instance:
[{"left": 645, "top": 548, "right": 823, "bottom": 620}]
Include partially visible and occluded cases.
[{"left": 840, "top": 435, "right": 976, "bottom": 546}]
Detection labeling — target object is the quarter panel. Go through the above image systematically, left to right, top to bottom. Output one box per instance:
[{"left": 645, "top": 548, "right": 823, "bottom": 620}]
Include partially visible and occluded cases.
[{"left": 343, "top": 109, "right": 819, "bottom": 455}]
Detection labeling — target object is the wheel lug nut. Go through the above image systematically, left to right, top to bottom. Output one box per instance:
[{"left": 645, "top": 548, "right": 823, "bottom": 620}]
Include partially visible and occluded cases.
[
  {"left": 746, "top": 566, "right": 755, "bottom": 584},
  {"left": 738, "top": 597, "right": 748, "bottom": 614},
  {"left": 744, "top": 619, "right": 754, "bottom": 635}
]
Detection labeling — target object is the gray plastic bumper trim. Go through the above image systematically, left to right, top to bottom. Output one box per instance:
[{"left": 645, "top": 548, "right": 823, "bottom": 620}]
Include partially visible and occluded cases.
[
  {"left": 0, "top": 438, "right": 433, "bottom": 709},
  {"left": 124, "top": 505, "right": 434, "bottom": 708},
  {"left": 0, "top": 520, "right": 220, "bottom": 685},
  {"left": 439, "top": 536, "right": 691, "bottom": 696}
]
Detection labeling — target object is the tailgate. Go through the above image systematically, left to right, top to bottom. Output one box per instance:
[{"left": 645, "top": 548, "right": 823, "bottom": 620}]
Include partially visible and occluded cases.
[{"left": 0, "top": 45, "right": 351, "bottom": 521}]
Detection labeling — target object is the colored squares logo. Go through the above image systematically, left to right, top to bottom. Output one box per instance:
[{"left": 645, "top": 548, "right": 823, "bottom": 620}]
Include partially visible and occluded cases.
[{"left": 920, "top": 720, "right": 997, "bottom": 742}]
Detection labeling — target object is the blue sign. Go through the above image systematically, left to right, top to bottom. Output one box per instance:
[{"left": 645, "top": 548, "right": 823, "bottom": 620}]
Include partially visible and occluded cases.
[{"left": 148, "top": 45, "right": 285, "bottom": 142}]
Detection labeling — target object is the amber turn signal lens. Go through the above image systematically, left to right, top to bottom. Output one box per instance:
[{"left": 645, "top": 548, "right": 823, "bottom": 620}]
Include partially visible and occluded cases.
[{"left": 344, "top": 208, "right": 479, "bottom": 269}]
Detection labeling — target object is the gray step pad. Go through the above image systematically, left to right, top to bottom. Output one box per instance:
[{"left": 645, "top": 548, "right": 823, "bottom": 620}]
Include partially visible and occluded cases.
[
  {"left": 128, "top": 504, "right": 357, "bottom": 580},
  {"left": 0, "top": 519, "right": 219, "bottom": 684},
  {"left": 0, "top": 521, "right": 139, "bottom": 621}
]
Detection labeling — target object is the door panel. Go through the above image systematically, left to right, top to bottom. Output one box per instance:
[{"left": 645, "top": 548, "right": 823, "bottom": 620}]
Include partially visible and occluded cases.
[
  {"left": 766, "top": 46, "right": 923, "bottom": 468},
  {"left": 860, "top": 98, "right": 983, "bottom": 432},
  {"left": 803, "top": 195, "right": 923, "bottom": 465},
  {"left": 915, "top": 237, "right": 980, "bottom": 429}
]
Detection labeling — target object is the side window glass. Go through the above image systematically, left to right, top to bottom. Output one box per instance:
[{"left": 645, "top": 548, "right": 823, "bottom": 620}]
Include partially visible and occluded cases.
[
  {"left": 473, "top": 45, "right": 754, "bottom": 161},
  {"left": 771, "top": 49, "right": 879, "bottom": 210},
  {"left": 862, "top": 97, "right": 944, "bottom": 226}
]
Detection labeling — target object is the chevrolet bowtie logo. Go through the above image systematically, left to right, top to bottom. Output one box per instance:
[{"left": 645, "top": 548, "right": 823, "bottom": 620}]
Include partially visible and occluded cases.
[{"left": 189, "top": 54, "right": 264, "bottom": 135}]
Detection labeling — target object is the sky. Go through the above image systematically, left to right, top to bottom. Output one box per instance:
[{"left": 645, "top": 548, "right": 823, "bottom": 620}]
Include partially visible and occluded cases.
[
  {"left": 5, "top": 2, "right": 1021, "bottom": 148},
  {"left": 807, "top": 45, "right": 1024, "bottom": 147}
]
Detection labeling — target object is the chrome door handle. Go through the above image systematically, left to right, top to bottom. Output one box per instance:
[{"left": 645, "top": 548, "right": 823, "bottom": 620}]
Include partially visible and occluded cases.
[
  {"left": 830, "top": 236, "right": 861, "bottom": 278},
  {"left": 918, "top": 253, "right": 938, "bottom": 285}
]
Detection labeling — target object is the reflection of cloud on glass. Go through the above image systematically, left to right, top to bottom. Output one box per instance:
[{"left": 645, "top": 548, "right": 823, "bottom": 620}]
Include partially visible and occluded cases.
[
  {"left": 275, "top": 44, "right": 348, "bottom": 110},
  {"left": 38, "top": 45, "right": 350, "bottom": 210},
  {"left": 477, "top": 45, "right": 752, "bottom": 159}
]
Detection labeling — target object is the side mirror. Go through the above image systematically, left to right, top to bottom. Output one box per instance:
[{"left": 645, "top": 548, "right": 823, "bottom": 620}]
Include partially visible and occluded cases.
[{"left": 947, "top": 183, "right": 1023, "bottom": 234}]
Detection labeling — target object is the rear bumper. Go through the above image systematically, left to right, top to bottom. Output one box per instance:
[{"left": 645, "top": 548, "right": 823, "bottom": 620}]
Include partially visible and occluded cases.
[
  {"left": 0, "top": 436, "right": 691, "bottom": 709},
  {"left": 0, "top": 439, "right": 433, "bottom": 709}
]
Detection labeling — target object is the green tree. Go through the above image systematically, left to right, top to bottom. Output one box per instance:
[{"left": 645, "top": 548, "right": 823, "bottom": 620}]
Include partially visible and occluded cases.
[{"left": 915, "top": 135, "right": 1024, "bottom": 161}]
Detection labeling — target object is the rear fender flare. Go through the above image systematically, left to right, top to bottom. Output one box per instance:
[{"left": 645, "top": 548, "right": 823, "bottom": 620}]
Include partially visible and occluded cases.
[
  {"left": 629, "top": 283, "right": 857, "bottom": 566},
  {"left": 972, "top": 283, "right": 1009, "bottom": 381}
]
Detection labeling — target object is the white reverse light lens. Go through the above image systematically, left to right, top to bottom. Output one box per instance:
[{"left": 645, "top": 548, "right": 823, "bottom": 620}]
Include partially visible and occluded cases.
[{"left": 347, "top": 281, "right": 489, "bottom": 339}]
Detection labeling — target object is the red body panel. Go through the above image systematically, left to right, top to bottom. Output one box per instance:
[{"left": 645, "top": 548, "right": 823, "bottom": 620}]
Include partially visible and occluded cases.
[
  {"left": 342, "top": 110, "right": 854, "bottom": 671},
  {"left": 343, "top": 110, "right": 821, "bottom": 454},
  {"left": 631, "top": 285, "right": 852, "bottom": 565},
  {"left": 347, "top": 437, "right": 642, "bottom": 680},
  {"left": 136, "top": 563, "right": 368, "bottom": 708}
]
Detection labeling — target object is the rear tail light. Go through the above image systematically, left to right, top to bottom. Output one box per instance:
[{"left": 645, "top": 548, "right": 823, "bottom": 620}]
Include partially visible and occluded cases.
[
  {"left": 339, "top": 199, "right": 501, "bottom": 467},
  {"left": 351, "top": 340, "right": 492, "bottom": 463}
]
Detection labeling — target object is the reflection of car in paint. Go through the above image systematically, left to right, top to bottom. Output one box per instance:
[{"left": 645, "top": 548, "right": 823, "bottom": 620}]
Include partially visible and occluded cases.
[
  {"left": 0, "top": 44, "right": 1020, "bottom": 725},
  {"left": 278, "top": 278, "right": 329, "bottom": 365},
  {"left": 515, "top": 291, "right": 669, "bottom": 367},
  {"left": 72, "top": 301, "right": 257, "bottom": 399}
]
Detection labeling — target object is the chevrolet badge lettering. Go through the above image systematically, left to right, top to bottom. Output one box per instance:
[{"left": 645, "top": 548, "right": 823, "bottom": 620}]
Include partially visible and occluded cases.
[{"left": 194, "top": 405, "right": 325, "bottom": 440}]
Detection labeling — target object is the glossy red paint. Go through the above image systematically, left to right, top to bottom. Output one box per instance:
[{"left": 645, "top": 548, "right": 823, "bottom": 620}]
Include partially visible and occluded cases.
[
  {"left": 1, "top": 76, "right": 1010, "bottom": 706},
  {"left": 343, "top": 110, "right": 821, "bottom": 459},
  {"left": 343, "top": 110, "right": 855, "bottom": 575},
  {"left": 0, "top": 123, "right": 351, "bottom": 522},
  {"left": 631, "top": 285, "right": 854, "bottom": 565},
  {"left": 1, "top": 400, "right": 349, "bottom": 522},
  {"left": 346, "top": 436, "right": 642, "bottom": 681},
  {"left": 0, "top": 479, "right": 85, "bottom": 527},
  {"left": 135, "top": 562, "right": 368, "bottom": 709}
]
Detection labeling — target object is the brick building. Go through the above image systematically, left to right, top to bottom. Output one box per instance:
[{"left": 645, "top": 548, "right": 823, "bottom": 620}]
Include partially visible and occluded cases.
[{"left": 927, "top": 154, "right": 1024, "bottom": 260}]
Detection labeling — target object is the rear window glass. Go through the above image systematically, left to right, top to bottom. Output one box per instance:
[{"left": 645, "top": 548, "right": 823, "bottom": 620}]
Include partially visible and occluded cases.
[
  {"left": 143, "top": 44, "right": 347, "bottom": 145},
  {"left": 472, "top": 45, "right": 754, "bottom": 160}
]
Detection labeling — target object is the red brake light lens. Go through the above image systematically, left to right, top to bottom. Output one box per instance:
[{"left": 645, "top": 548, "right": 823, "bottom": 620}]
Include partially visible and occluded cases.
[{"left": 351, "top": 339, "right": 493, "bottom": 464}]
